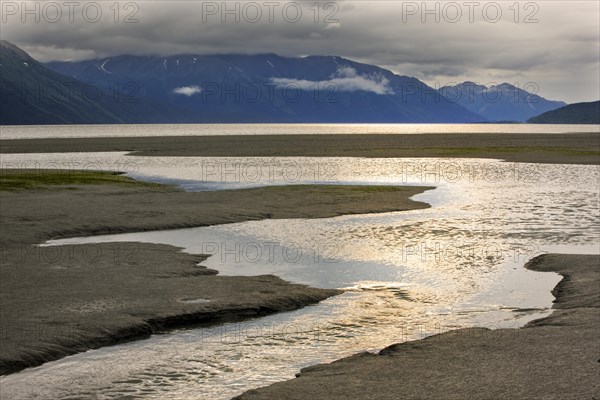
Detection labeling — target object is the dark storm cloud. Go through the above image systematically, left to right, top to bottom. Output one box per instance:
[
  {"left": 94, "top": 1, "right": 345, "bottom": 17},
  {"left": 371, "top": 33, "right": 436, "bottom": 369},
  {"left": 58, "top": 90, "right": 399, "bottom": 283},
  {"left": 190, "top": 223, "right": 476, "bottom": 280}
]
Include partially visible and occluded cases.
[{"left": 1, "top": 0, "right": 598, "bottom": 102}]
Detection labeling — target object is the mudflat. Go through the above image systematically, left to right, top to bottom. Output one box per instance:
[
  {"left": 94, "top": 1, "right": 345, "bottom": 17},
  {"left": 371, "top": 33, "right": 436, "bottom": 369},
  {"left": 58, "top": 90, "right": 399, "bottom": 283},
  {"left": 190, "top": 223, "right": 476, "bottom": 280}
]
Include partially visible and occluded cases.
[
  {"left": 1, "top": 133, "right": 599, "bottom": 164},
  {"left": 0, "top": 170, "right": 432, "bottom": 374},
  {"left": 235, "top": 253, "right": 600, "bottom": 400}
]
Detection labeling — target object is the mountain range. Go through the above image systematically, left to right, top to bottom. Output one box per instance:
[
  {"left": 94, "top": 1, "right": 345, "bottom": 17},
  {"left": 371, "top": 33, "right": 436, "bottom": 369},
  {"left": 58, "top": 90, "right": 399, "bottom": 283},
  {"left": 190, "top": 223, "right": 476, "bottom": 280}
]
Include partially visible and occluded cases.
[
  {"left": 0, "top": 40, "right": 576, "bottom": 125},
  {"left": 45, "top": 51, "right": 484, "bottom": 123},
  {"left": 440, "top": 81, "right": 566, "bottom": 122}
]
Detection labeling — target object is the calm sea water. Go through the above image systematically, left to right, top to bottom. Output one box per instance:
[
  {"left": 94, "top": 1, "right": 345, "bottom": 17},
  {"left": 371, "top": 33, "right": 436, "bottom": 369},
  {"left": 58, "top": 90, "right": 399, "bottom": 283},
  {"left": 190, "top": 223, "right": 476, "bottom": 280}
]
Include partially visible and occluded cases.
[
  {"left": 1, "top": 123, "right": 599, "bottom": 139},
  {"left": 1, "top": 149, "right": 598, "bottom": 399}
]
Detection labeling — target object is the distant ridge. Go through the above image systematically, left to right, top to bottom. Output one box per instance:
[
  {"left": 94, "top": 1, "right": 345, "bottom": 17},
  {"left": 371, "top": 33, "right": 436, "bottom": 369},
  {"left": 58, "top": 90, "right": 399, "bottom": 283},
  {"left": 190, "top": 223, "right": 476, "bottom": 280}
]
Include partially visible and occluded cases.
[
  {"left": 440, "top": 81, "right": 566, "bottom": 122},
  {"left": 527, "top": 101, "right": 600, "bottom": 124}
]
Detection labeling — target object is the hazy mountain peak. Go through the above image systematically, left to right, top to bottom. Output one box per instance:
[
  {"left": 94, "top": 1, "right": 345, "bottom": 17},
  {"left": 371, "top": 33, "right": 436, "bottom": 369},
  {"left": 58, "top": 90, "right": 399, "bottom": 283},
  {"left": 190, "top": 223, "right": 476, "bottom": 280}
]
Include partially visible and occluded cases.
[{"left": 440, "top": 81, "right": 566, "bottom": 122}]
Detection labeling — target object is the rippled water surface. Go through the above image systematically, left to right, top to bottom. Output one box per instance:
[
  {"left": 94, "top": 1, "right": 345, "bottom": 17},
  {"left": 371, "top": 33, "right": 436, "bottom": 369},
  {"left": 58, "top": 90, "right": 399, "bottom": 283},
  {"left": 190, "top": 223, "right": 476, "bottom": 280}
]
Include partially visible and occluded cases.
[{"left": 1, "top": 153, "right": 598, "bottom": 399}]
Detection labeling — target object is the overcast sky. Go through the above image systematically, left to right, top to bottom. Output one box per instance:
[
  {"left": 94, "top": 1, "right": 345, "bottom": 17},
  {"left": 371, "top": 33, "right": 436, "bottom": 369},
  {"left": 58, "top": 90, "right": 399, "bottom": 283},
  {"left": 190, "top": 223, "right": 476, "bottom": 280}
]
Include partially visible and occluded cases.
[{"left": 2, "top": 0, "right": 599, "bottom": 103}]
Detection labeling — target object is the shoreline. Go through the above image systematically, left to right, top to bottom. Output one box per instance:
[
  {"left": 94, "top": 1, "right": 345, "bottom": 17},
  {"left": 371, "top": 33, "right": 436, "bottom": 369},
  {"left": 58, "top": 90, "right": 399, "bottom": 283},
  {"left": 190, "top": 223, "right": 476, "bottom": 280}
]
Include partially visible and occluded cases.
[
  {"left": 1, "top": 133, "right": 599, "bottom": 164},
  {"left": 0, "top": 171, "right": 432, "bottom": 375},
  {"left": 0, "top": 249, "right": 341, "bottom": 376},
  {"left": 235, "top": 253, "right": 600, "bottom": 399}
]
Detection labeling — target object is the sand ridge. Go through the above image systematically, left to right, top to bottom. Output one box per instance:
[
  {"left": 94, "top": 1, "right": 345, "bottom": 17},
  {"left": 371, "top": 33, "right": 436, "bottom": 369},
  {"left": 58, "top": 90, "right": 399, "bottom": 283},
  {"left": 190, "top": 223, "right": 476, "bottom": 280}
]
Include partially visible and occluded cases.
[{"left": 1, "top": 133, "right": 599, "bottom": 164}]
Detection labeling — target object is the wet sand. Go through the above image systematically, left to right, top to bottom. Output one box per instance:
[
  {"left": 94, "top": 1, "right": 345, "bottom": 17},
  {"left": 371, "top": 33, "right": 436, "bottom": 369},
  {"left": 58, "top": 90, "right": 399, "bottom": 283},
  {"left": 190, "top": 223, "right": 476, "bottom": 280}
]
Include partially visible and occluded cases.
[
  {"left": 1, "top": 133, "right": 599, "bottom": 164},
  {"left": 0, "top": 171, "right": 432, "bottom": 375},
  {"left": 236, "top": 253, "right": 600, "bottom": 400}
]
